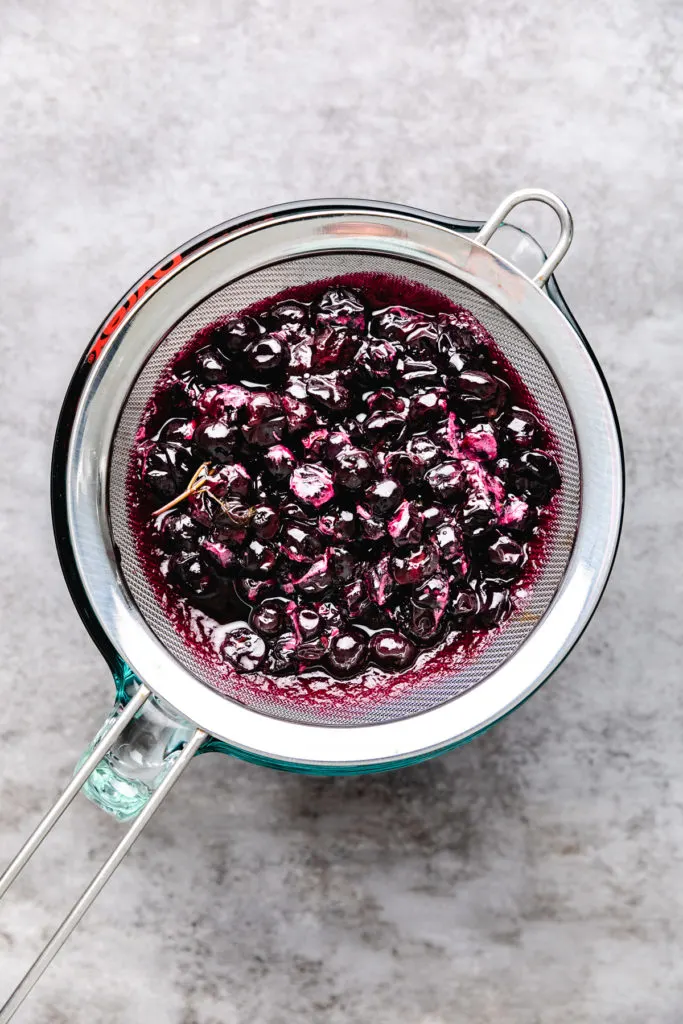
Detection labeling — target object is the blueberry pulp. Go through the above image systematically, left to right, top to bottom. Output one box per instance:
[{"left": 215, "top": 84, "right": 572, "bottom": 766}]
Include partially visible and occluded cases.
[{"left": 134, "top": 279, "right": 561, "bottom": 689}]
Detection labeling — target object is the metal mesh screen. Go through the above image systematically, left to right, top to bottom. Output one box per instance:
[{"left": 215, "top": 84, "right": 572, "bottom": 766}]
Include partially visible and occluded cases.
[{"left": 109, "top": 252, "right": 580, "bottom": 726}]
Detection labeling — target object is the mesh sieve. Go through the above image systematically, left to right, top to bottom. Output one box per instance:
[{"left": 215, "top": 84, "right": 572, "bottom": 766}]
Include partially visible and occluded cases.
[{"left": 109, "top": 251, "right": 580, "bottom": 728}]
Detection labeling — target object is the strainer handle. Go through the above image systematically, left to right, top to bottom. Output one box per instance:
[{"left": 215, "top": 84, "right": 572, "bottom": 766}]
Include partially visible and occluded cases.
[
  {"left": 475, "top": 189, "right": 574, "bottom": 287},
  {"left": 0, "top": 686, "right": 206, "bottom": 1022}
]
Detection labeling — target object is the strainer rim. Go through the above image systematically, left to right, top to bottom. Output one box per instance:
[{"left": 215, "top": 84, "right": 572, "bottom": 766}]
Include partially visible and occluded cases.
[{"left": 59, "top": 200, "right": 623, "bottom": 767}]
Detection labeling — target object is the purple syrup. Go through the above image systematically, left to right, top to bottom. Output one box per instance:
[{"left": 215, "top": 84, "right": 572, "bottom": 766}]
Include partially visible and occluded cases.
[{"left": 128, "top": 273, "right": 561, "bottom": 714}]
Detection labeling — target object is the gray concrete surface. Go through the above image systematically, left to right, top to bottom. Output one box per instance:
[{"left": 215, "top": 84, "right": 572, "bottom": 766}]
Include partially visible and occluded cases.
[{"left": 1, "top": 1, "right": 682, "bottom": 1021}]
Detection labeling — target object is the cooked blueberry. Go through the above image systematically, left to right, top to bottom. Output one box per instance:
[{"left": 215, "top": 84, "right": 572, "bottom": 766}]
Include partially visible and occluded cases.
[
  {"left": 315, "top": 287, "right": 365, "bottom": 332},
  {"left": 267, "top": 300, "right": 309, "bottom": 333},
  {"left": 370, "top": 307, "right": 436, "bottom": 350},
  {"left": 437, "top": 314, "right": 480, "bottom": 371},
  {"left": 213, "top": 316, "right": 260, "bottom": 356},
  {"left": 313, "top": 324, "right": 361, "bottom": 368},
  {"left": 247, "top": 335, "right": 288, "bottom": 375},
  {"left": 288, "top": 337, "right": 315, "bottom": 373},
  {"left": 354, "top": 339, "right": 400, "bottom": 382},
  {"left": 195, "top": 345, "right": 230, "bottom": 384},
  {"left": 402, "top": 358, "right": 440, "bottom": 388},
  {"left": 456, "top": 369, "right": 498, "bottom": 401},
  {"left": 454, "top": 371, "right": 508, "bottom": 421},
  {"left": 306, "top": 373, "right": 350, "bottom": 411},
  {"left": 146, "top": 380, "right": 195, "bottom": 430},
  {"left": 196, "top": 383, "right": 250, "bottom": 421},
  {"left": 365, "top": 388, "right": 405, "bottom": 414},
  {"left": 409, "top": 388, "right": 448, "bottom": 425},
  {"left": 243, "top": 391, "right": 282, "bottom": 422},
  {"left": 241, "top": 392, "right": 286, "bottom": 447},
  {"left": 281, "top": 394, "right": 315, "bottom": 433},
  {"left": 501, "top": 407, "right": 541, "bottom": 449},
  {"left": 363, "top": 410, "right": 406, "bottom": 444},
  {"left": 344, "top": 413, "right": 368, "bottom": 444},
  {"left": 244, "top": 415, "right": 286, "bottom": 447},
  {"left": 157, "top": 417, "right": 196, "bottom": 444},
  {"left": 194, "top": 418, "right": 239, "bottom": 463},
  {"left": 462, "top": 423, "right": 498, "bottom": 461},
  {"left": 301, "top": 428, "right": 330, "bottom": 460},
  {"left": 325, "top": 428, "right": 352, "bottom": 460},
  {"left": 406, "top": 435, "right": 441, "bottom": 470},
  {"left": 143, "top": 442, "right": 194, "bottom": 500},
  {"left": 264, "top": 445, "right": 297, "bottom": 481},
  {"left": 333, "top": 447, "right": 375, "bottom": 491},
  {"left": 384, "top": 450, "right": 421, "bottom": 487},
  {"left": 509, "top": 450, "right": 561, "bottom": 504},
  {"left": 495, "top": 456, "right": 511, "bottom": 480},
  {"left": 425, "top": 462, "right": 464, "bottom": 500},
  {"left": 210, "top": 463, "right": 252, "bottom": 498},
  {"left": 290, "top": 463, "right": 335, "bottom": 508},
  {"left": 365, "top": 478, "right": 403, "bottom": 518},
  {"left": 461, "top": 491, "right": 497, "bottom": 537},
  {"left": 498, "top": 496, "right": 536, "bottom": 537},
  {"left": 211, "top": 498, "right": 253, "bottom": 530},
  {"left": 278, "top": 500, "right": 317, "bottom": 525},
  {"left": 388, "top": 500, "right": 423, "bottom": 547},
  {"left": 251, "top": 504, "right": 280, "bottom": 540},
  {"left": 422, "top": 504, "right": 447, "bottom": 529},
  {"left": 356, "top": 506, "right": 386, "bottom": 542},
  {"left": 318, "top": 509, "right": 356, "bottom": 542},
  {"left": 158, "top": 511, "right": 200, "bottom": 552},
  {"left": 205, "top": 511, "right": 247, "bottom": 549},
  {"left": 432, "top": 519, "right": 468, "bottom": 577},
  {"left": 280, "top": 522, "right": 323, "bottom": 563},
  {"left": 486, "top": 534, "right": 527, "bottom": 579},
  {"left": 200, "top": 536, "right": 238, "bottom": 576},
  {"left": 239, "top": 539, "right": 277, "bottom": 577},
  {"left": 391, "top": 544, "right": 438, "bottom": 586},
  {"left": 329, "top": 546, "right": 357, "bottom": 582},
  {"left": 169, "top": 551, "right": 219, "bottom": 599},
  {"left": 294, "top": 553, "right": 334, "bottom": 595},
  {"left": 365, "top": 553, "right": 394, "bottom": 607},
  {"left": 414, "top": 571, "right": 450, "bottom": 611},
  {"left": 235, "top": 576, "right": 276, "bottom": 604},
  {"left": 340, "top": 577, "right": 371, "bottom": 619},
  {"left": 476, "top": 583, "right": 512, "bottom": 627},
  {"left": 451, "top": 586, "right": 479, "bottom": 623},
  {"left": 250, "top": 598, "right": 286, "bottom": 637},
  {"left": 315, "top": 601, "right": 344, "bottom": 631},
  {"left": 403, "top": 601, "right": 445, "bottom": 642},
  {"left": 296, "top": 606, "right": 321, "bottom": 640},
  {"left": 221, "top": 627, "right": 266, "bottom": 672},
  {"left": 326, "top": 629, "right": 369, "bottom": 678},
  {"left": 370, "top": 631, "right": 418, "bottom": 672},
  {"left": 264, "top": 632, "right": 298, "bottom": 675},
  {"left": 297, "top": 635, "right": 329, "bottom": 662}
]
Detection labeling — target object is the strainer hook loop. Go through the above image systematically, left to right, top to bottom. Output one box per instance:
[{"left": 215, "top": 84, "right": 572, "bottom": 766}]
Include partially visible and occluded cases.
[{"left": 475, "top": 189, "right": 574, "bottom": 287}]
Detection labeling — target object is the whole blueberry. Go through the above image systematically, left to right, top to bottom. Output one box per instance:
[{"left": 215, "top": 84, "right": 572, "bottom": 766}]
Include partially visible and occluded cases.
[
  {"left": 213, "top": 316, "right": 260, "bottom": 357},
  {"left": 194, "top": 418, "right": 239, "bottom": 463},
  {"left": 326, "top": 629, "right": 369, "bottom": 679},
  {"left": 369, "top": 631, "right": 418, "bottom": 672}
]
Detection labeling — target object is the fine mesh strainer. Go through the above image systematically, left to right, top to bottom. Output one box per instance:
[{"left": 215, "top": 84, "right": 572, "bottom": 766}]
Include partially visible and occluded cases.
[{"left": 0, "top": 190, "right": 623, "bottom": 1018}]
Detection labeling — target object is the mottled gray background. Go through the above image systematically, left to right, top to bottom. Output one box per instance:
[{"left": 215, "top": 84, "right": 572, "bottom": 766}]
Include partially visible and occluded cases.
[{"left": 1, "top": 1, "right": 681, "bottom": 1021}]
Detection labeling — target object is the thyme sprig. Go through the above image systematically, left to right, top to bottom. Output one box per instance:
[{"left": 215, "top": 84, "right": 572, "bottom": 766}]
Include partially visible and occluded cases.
[
  {"left": 152, "top": 462, "right": 213, "bottom": 516},
  {"left": 152, "top": 463, "right": 256, "bottom": 525}
]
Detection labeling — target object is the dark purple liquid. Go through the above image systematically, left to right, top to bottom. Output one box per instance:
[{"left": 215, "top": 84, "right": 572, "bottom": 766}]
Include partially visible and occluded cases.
[{"left": 128, "top": 274, "right": 561, "bottom": 714}]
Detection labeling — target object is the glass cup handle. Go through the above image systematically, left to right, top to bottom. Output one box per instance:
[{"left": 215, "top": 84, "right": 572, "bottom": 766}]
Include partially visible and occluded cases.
[{"left": 79, "top": 684, "right": 201, "bottom": 821}]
